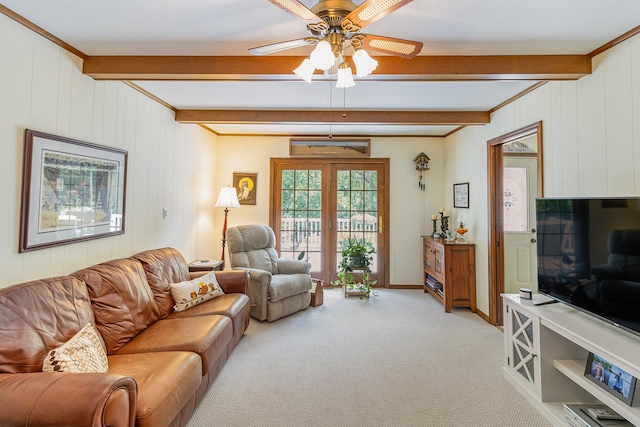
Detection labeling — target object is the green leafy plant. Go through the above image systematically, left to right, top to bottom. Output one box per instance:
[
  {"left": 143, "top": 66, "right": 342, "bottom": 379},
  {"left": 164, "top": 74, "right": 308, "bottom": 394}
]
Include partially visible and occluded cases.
[
  {"left": 332, "top": 236, "right": 378, "bottom": 298},
  {"left": 337, "top": 236, "right": 374, "bottom": 271}
]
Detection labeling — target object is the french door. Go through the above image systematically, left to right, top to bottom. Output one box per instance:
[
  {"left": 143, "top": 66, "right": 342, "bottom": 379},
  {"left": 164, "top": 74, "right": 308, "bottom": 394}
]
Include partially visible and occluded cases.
[{"left": 270, "top": 158, "right": 389, "bottom": 287}]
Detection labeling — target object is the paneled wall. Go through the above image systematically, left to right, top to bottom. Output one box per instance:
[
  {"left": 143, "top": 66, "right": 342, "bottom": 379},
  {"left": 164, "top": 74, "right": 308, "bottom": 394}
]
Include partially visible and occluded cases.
[
  {"left": 0, "top": 13, "right": 218, "bottom": 288},
  {"left": 445, "top": 33, "right": 640, "bottom": 315}
]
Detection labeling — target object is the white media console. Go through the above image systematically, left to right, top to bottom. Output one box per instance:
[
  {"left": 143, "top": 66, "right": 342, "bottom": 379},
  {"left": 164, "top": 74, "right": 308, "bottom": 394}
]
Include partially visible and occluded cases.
[{"left": 502, "top": 294, "right": 640, "bottom": 426}]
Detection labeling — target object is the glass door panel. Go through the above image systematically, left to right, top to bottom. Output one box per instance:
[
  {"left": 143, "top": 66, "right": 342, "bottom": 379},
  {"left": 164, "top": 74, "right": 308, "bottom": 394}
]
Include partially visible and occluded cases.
[
  {"left": 279, "top": 169, "right": 323, "bottom": 270},
  {"left": 335, "top": 169, "right": 379, "bottom": 274}
]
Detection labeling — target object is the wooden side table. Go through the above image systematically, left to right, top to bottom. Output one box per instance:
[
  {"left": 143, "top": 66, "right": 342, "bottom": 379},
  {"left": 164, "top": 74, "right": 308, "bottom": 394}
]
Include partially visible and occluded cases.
[
  {"left": 188, "top": 259, "right": 224, "bottom": 272},
  {"left": 342, "top": 267, "right": 371, "bottom": 298}
]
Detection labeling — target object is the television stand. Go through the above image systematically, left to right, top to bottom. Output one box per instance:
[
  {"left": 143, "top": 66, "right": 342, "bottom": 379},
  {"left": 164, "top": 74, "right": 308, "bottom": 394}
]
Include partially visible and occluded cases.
[{"left": 502, "top": 294, "right": 640, "bottom": 426}]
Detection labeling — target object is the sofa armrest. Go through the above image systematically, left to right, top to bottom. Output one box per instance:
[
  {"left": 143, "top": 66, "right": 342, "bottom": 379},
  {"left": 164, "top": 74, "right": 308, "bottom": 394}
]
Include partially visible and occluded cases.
[
  {"left": 277, "top": 259, "right": 311, "bottom": 275},
  {"left": 188, "top": 270, "right": 250, "bottom": 295},
  {"left": 215, "top": 270, "right": 250, "bottom": 295},
  {"left": 0, "top": 372, "right": 137, "bottom": 427}
]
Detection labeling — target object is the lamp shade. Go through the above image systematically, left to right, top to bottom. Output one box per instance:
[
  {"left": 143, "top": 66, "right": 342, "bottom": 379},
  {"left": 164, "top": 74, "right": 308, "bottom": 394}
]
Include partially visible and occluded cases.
[
  {"left": 310, "top": 40, "right": 335, "bottom": 70},
  {"left": 353, "top": 49, "right": 378, "bottom": 78},
  {"left": 293, "top": 58, "right": 315, "bottom": 83},
  {"left": 336, "top": 63, "right": 355, "bottom": 88},
  {"left": 215, "top": 186, "right": 240, "bottom": 208}
]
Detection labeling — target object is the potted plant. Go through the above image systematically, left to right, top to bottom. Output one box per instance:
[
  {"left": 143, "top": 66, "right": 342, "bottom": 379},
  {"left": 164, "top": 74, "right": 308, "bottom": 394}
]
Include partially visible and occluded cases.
[
  {"left": 333, "top": 236, "right": 378, "bottom": 297},
  {"left": 339, "top": 236, "right": 373, "bottom": 269}
]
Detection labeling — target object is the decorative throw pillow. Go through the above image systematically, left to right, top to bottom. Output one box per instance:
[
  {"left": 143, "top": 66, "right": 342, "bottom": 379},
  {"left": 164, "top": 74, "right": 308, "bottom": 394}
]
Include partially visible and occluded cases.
[
  {"left": 169, "top": 270, "right": 225, "bottom": 312},
  {"left": 42, "top": 323, "right": 108, "bottom": 373}
]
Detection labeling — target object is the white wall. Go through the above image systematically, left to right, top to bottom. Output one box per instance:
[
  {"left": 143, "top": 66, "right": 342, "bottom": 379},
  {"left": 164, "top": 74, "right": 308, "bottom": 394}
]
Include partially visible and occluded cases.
[
  {"left": 0, "top": 13, "right": 218, "bottom": 288},
  {"left": 444, "top": 33, "right": 640, "bottom": 315},
  {"left": 443, "top": 126, "right": 489, "bottom": 311},
  {"left": 214, "top": 135, "right": 445, "bottom": 285}
]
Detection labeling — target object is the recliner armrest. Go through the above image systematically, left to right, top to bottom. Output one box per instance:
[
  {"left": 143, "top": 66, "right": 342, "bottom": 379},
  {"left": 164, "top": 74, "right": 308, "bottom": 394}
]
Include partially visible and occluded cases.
[
  {"left": 277, "top": 259, "right": 311, "bottom": 275},
  {"left": 591, "top": 264, "right": 619, "bottom": 281},
  {"left": 234, "top": 267, "right": 272, "bottom": 321},
  {"left": 600, "top": 279, "right": 640, "bottom": 303},
  {"left": 0, "top": 372, "right": 136, "bottom": 427}
]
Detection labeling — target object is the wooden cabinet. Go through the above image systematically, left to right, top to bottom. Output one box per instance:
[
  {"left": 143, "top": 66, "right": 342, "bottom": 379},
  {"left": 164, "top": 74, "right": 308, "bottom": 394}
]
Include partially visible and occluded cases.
[{"left": 422, "top": 236, "right": 476, "bottom": 313}]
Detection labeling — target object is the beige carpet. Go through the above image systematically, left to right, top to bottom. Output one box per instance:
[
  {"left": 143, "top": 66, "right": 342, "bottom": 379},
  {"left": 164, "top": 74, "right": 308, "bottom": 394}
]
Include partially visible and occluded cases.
[{"left": 187, "top": 288, "right": 552, "bottom": 427}]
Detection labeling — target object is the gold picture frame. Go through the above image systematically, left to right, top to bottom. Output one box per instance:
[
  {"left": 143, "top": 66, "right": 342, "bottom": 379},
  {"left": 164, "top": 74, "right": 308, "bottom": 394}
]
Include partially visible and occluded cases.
[{"left": 233, "top": 172, "right": 257, "bottom": 205}]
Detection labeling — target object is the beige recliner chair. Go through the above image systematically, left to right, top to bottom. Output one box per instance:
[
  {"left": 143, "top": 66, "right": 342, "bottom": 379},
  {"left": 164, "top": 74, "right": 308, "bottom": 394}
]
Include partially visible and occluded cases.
[{"left": 227, "top": 224, "right": 312, "bottom": 322}]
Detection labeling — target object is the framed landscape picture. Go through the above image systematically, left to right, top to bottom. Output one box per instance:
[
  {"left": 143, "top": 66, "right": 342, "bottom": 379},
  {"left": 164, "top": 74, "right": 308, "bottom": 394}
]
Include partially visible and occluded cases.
[
  {"left": 19, "top": 130, "right": 127, "bottom": 252},
  {"left": 233, "top": 172, "right": 257, "bottom": 205},
  {"left": 454, "top": 182, "right": 469, "bottom": 208}
]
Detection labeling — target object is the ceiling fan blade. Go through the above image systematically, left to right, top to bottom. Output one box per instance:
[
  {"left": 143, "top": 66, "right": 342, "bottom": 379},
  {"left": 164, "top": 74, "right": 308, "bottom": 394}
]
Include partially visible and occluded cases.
[
  {"left": 267, "top": 0, "right": 324, "bottom": 23},
  {"left": 344, "top": 0, "right": 413, "bottom": 29},
  {"left": 359, "top": 34, "right": 423, "bottom": 59},
  {"left": 249, "top": 38, "right": 315, "bottom": 56}
]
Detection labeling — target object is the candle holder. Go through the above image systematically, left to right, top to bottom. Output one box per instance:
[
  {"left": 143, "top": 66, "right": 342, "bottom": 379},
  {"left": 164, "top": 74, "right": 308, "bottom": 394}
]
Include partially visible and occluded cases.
[
  {"left": 440, "top": 212, "right": 449, "bottom": 236},
  {"left": 432, "top": 218, "right": 438, "bottom": 236}
]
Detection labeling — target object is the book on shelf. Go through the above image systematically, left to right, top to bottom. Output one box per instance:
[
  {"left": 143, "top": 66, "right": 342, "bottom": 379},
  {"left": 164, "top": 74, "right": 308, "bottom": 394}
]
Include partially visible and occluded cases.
[{"left": 425, "top": 275, "right": 442, "bottom": 290}]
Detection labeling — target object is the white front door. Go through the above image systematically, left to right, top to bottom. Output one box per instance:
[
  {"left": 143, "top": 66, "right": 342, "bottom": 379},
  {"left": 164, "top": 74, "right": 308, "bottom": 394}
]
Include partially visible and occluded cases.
[{"left": 503, "top": 155, "right": 538, "bottom": 294}]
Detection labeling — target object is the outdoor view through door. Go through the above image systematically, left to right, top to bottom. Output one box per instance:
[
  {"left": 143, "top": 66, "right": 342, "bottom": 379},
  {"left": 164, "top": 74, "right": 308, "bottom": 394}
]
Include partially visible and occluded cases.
[
  {"left": 271, "top": 159, "right": 388, "bottom": 287},
  {"left": 335, "top": 168, "right": 379, "bottom": 276},
  {"left": 278, "top": 169, "right": 323, "bottom": 271}
]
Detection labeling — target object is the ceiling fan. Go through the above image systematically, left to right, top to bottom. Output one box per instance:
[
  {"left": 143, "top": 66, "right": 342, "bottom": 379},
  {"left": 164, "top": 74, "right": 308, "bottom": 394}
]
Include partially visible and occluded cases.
[{"left": 249, "top": 0, "right": 423, "bottom": 84}]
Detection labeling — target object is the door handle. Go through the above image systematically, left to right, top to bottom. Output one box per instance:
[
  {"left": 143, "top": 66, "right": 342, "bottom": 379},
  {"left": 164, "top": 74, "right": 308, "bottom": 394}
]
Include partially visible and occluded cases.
[{"left": 531, "top": 238, "right": 536, "bottom": 243}]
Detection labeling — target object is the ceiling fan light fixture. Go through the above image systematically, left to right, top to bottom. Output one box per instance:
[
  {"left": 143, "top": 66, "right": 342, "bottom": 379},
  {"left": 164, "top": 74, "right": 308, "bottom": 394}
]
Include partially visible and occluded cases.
[
  {"left": 310, "top": 40, "right": 335, "bottom": 70},
  {"left": 352, "top": 49, "right": 378, "bottom": 78},
  {"left": 293, "top": 58, "right": 315, "bottom": 83},
  {"left": 336, "top": 62, "right": 356, "bottom": 88}
]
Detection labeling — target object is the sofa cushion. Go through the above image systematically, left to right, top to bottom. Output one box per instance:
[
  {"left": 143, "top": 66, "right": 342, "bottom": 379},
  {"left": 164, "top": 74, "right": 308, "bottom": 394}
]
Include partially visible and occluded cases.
[
  {"left": 132, "top": 247, "right": 191, "bottom": 318},
  {"left": 72, "top": 258, "right": 161, "bottom": 354},
  {"left": 169, "top": 271, "right": 225, "bottom": 312},
  {"left": 269, "top": 273, "right": 313, "bottom": 303},
  {"left": 0, "top": 276, "right": 97, "bottom": 374},
  {"left": 167, "top": 293, "right": 250, "bottom": 340},
  {"left": 114, "top": 316, "right": 233, "bottom": 377},
  {"left": 42, "top": 323, "right": 108, "bottom": 373},
  {"left": 108, "top": 351, "right": 201, "bottom": 427}
]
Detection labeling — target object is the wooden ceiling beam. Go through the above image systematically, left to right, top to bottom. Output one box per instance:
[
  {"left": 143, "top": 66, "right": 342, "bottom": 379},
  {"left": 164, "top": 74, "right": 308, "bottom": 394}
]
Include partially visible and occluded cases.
[
  {"left": 84, "top": 55, "right": 591, "bottom": 81},
  {"left": 175, "top": 110, "right": 490, "bottom": 125}
]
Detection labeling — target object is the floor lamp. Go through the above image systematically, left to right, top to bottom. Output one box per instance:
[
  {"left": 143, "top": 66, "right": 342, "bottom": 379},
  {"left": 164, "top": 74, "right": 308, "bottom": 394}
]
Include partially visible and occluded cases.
[{"left": 215, "top": 186, "right": 240, "bottom": 268}]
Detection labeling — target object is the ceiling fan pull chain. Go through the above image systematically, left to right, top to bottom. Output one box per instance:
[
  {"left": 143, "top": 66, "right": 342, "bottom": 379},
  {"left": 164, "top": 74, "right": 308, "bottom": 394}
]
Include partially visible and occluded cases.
[
  {"left": 328, "top": 77, "right": 333, "bottom": 138},
  {"left": 343, "top": 87, "right": 347, "bottom": 119}
]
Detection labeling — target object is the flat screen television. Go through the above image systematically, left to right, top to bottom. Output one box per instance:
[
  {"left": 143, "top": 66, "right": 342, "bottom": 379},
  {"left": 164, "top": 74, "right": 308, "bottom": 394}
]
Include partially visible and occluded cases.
[{"left": 536, "top": 197, "right": 640, "bottom": 337}]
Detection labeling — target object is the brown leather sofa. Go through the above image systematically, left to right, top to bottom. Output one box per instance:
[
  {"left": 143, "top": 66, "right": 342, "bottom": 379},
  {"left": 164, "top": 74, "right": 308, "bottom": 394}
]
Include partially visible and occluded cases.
[{"left": 0, "top": 247, "right": 250, "bottom": 427}]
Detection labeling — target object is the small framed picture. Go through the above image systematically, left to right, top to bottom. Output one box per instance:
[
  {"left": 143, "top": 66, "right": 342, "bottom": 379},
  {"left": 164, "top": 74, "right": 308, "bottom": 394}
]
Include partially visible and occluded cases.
[
  {"left": 233, "top": 172, "right": 257, "bottom": 205},
  {"left": 453, "top": 182, "right": 469, "bottom": 208},
  {"left": 585, "top": 353, "right": 637, "bottom": 405}
]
